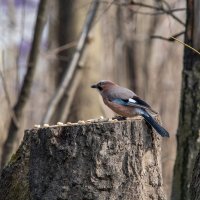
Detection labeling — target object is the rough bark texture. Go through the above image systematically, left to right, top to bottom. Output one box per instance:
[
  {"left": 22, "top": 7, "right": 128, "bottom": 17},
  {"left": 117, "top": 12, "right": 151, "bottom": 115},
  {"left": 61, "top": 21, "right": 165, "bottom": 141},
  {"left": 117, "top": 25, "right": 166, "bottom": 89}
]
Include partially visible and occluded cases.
[
  {"left": 171, "top": 0, "right": 200, "bottom": 200},
  {"left": 0, "top": 118, "right": 166, "bottom": 200},
  {"left": 191, "top": 152, "right": 200, "bottom": 200}
]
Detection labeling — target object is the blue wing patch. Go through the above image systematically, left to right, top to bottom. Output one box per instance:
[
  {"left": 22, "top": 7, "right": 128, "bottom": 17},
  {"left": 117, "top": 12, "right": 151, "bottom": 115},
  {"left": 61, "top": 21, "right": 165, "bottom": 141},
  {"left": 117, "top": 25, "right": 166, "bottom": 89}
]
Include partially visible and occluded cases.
[
  {"left": 111, "top": 97, "right": 150, "bottom": 108},
  {"left": 111, "top": 97, "right": 157, "bottom": 114},
  {"left": 112, "top": 98, "right": 129, "bottom": 106},
  {"left": 112, "top": 98, "right": 138, "bottom": 106}
]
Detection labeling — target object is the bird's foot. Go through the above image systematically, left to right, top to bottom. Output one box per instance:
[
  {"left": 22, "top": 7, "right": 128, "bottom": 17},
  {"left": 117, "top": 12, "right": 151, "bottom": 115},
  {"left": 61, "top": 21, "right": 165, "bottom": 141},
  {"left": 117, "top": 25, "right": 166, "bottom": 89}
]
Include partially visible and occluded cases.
[{"left": 112, "top": 116, "right": 127, "bottom": 121}]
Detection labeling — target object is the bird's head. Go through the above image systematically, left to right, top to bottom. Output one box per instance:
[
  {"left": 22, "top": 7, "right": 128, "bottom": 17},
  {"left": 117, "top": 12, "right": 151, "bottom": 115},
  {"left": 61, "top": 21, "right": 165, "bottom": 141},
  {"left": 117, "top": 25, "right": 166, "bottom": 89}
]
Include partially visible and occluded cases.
[{"left": 91, "top": 80, "right": 115, "bottom": 93}]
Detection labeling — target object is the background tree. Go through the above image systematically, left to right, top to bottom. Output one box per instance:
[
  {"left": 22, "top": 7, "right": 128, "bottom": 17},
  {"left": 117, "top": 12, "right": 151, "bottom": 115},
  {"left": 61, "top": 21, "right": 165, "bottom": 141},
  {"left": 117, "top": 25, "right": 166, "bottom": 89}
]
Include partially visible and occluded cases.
[
  {"left": 0, "top": 0, "right": 187, "bottom": 199},
  {"left": 1, "top": 0, "right": 48, "bottom": 168},
  {"left": 172, "top": 0, "right": 200, "bottom": 199}
]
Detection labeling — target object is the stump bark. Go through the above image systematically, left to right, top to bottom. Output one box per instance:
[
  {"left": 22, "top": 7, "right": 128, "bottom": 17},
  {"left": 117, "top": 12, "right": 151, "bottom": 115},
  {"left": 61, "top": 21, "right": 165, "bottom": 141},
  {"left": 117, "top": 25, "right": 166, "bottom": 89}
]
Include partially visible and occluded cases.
[
  {"left": 0, "top": 118, "right": 166, "bottom": 200},
  {"left": 190, "top": 152, "right": 200, "bottom": 200}
]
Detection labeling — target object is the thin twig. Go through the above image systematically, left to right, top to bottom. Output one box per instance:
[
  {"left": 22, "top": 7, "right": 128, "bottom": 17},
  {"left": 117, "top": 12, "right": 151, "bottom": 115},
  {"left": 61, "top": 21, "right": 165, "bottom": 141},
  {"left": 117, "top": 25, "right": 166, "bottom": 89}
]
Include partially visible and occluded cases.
[
  {"left": 1, "top": 0, "right": 48, "bottom": 169},
  {"left": 16, "top": 0, "right": 26, "bottom": 92},
  {"left": 42, "top": 0, "right": 100, "bottom": 123},
  {"left": 93, "top": 0, "right": 114, "bottom": 26},
  {"left": 100, "top": 0, "right": 185, "bottom": 26},
  {"left": 159, "top": 0, "right": 185, "bottom": 26},
  {"left": 130, "top": 1, "right": 185, "bottom": 26},
  {"left": 131, "top": 8, "right": 185, "bottom": 16},
  {"left": 151, "top": 31, "right": 185, "bottom": 42},
  {"left": 171, "top": 36, "right": 200, "bottom": 56},
  {"left": 44, "top": 41, "right": 77, "bottom": 57},
  {"left": 0, "top": 51, "right": 18, "bottom": 127}
]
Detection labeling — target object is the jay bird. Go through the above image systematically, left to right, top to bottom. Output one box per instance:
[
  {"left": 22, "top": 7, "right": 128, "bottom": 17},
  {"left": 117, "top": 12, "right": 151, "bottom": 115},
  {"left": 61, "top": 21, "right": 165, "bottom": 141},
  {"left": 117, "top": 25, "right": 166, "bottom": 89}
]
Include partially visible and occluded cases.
[{"left": 91, "top": 80, "right": 169, "bottom": 137}]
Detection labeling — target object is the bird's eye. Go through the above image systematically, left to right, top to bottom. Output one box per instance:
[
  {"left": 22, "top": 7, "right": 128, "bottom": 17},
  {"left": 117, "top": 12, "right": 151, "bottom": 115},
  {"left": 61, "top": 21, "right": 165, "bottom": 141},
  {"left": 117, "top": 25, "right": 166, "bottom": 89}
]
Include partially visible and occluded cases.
[
  {"left": 97, "top": 82, "right": 103, "bottom": 91},
  {"left": 100, "top": 82, "right": 105, "bottom": 86}
]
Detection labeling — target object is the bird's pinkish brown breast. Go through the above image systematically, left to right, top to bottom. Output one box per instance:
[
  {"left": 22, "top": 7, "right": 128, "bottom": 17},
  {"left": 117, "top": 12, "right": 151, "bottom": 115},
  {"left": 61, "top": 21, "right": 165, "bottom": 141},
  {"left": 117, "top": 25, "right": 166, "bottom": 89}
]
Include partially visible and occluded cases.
[{"left": 103, "top": 98, "right": 137, "bottom": 117}]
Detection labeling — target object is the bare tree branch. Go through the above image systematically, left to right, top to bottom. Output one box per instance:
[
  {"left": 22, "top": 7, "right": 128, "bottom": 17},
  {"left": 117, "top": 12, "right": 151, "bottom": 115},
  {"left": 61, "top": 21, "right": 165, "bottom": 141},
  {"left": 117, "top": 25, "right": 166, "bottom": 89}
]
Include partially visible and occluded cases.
[
  {"left": 1, "top": 0, "right": 48, "bottom": 169},
  {"left": 16, "top": 0, "right": 26, "bottom": 92},
  {"left": 42, "top": 0, "right": 100, "bottom": 123},
  {"left": 93, "top": 0, "right": 114, "bottom": 26},
  {"left": 100, "top": 0, "right": 185, "bottom": 26},
  {"left": 158, "top": 0, "right": 185, "bottom": 25},
  {"left": 129, "top": 1, "right": 185, "bottom": 26},
  {"left": 131, "top": 8, "right": 185, "bottom": 16},
  {"left": 151, "top": 31, "right": 185, "bottom": 42},
  {"left": 171, "top": 36, "right": 200, "bottom": 56},
  {"left": 45, "top": 41, "right": 77, "bottom": 56},
  {"left": 0, "top": 51, "right": 18, "bottom": 127}
]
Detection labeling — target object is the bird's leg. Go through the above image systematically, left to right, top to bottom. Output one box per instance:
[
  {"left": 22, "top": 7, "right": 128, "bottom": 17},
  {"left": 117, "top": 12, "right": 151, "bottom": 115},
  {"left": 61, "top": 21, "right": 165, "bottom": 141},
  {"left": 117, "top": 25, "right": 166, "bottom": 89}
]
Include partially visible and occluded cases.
[{"left": 112, "top": 115, "right": 127, "bottom": 121}]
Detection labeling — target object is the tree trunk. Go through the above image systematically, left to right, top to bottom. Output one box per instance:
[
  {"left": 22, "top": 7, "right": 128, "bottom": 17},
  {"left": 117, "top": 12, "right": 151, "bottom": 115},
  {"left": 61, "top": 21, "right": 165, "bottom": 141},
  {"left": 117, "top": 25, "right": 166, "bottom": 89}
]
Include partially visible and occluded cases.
[
  {"left": 1, "top": 0, "right": 48, "bottom": 169},
  {"left": 172, "top": 0, "right": 200, "bottom": 200},
  {"left": 101, "top": 3, "right": 136, "bottom": 90},
  {"left": 0, "top": 117, "right": 166, "bottom": 200},
  {"left": 190, "top": 152, "right": 200, "bottom": 200}
]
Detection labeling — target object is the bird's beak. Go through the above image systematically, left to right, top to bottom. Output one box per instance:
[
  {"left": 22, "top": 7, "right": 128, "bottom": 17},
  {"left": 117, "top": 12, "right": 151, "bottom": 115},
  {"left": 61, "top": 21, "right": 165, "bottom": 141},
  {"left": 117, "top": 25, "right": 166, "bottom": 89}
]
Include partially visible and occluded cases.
[{"left": 91, "top": 83, "right": 97, "bottom": 88}]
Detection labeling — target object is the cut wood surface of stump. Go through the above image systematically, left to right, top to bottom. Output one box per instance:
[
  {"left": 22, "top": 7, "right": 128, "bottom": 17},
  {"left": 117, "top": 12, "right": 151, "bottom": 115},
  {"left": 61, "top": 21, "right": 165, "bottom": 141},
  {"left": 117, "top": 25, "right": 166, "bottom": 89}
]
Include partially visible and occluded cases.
[{"left": 0, "top": 117, "right": 166, "bottom": 200}]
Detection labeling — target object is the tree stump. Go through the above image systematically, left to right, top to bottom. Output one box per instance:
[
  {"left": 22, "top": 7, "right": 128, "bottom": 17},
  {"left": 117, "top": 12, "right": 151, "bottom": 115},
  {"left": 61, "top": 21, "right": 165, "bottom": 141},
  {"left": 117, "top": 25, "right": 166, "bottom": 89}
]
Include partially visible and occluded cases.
[
  {"left": 0, "top": 117, "right": 166, "bottom": 200},
  {"left": 191, "top": 152, "right": 200, "bottom": 200}
]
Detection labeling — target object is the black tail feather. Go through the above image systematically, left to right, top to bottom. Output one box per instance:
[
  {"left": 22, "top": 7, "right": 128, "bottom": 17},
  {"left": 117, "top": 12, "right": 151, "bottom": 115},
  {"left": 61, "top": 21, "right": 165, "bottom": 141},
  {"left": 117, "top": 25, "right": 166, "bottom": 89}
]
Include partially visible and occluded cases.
[{"left": 141, "top": 112, "right": 170, "bottom": 137}]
